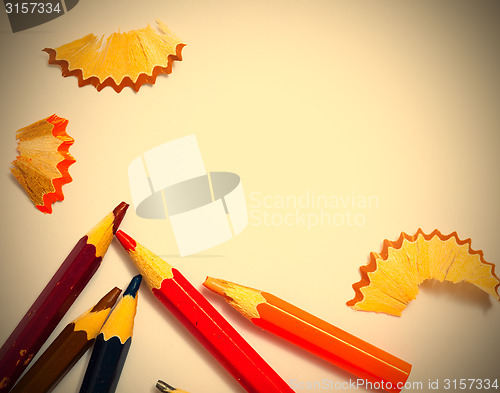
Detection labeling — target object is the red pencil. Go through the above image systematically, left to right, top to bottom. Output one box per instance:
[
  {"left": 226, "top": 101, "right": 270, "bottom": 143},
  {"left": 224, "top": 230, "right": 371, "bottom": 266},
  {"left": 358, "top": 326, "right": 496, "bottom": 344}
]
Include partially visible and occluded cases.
[
  {"left": 0, "top": 202, "right": 128, "bottom": 392},
  {"left": 115, "top": 230, "right": 293, "bottom": 393}
]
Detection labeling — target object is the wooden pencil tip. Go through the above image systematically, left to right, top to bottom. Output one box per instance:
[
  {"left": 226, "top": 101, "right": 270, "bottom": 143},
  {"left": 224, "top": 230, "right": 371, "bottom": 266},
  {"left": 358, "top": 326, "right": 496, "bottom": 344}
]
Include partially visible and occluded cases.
[
  {"left": 112, "top": 202, "right": 129, "bottom": 234},
  {"left": 116, "top": 230, "right": 137, "bottom": 251},
  {"left": 123, "top": 275, "right": 142, "bottom": 298},
  {"left": 203, "top": 277, "right": 227, "bottom": 297},
  {"left": 91, "top": 287, "right": 122, "bottom": 312}
]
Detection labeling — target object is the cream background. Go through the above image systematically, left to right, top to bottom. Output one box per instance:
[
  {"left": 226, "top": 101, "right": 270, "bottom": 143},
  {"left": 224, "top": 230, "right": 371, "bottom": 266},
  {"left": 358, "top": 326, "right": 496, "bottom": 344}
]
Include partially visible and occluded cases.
[{"left": 1, "top": 1, "right": 499, "bottom": 392}]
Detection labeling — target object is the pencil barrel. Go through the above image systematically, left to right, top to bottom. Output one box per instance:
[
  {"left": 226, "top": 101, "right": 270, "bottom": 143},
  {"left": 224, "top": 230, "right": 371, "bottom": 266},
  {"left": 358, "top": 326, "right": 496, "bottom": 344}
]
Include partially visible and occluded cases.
[
  {"left": 0, "top": 238, "right": 101, "bottom": 392},
  {"left": 10, "top": 287, "right": 121, "bottom": 393},
  {"left": 256, "top": 293, "right": 411, "bottom": 393},
  {"left": 10, "top": 326, "right": 91, "bottom": 393},
  {"left": 79, "top": 335, "right": 131, "bottom": 393}
]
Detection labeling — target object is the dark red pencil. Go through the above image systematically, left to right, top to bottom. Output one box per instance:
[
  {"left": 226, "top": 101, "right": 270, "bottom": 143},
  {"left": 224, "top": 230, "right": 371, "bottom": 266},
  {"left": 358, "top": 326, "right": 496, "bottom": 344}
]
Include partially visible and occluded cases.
[{"left": 0, "top": 202, "right": 128, "bottom": 392}]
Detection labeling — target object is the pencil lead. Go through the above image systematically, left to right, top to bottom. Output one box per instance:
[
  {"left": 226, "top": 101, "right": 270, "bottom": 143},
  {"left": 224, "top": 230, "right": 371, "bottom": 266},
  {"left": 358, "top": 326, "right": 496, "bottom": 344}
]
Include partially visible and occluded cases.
[
  {"left": 112, "top": 202, "right": 129, "bottom": 234},
  {"left": 115, "top": 230, "right": 136, "bottom": 251},
  {"left": 123, "top": 275, "right": 142, "bottom": 298},
  {"left": 203, "top": 277, "right": 227, "bottom": 297},
  {"left": 90, "top": 287, "right": 122, "bottom": 312}
]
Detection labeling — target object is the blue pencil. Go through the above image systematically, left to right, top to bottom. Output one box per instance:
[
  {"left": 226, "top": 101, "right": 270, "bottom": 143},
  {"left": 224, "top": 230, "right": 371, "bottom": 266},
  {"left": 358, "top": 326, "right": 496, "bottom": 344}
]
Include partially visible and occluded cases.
[{"left": 79, "top": 275, "right": 142, "bottom": 393}]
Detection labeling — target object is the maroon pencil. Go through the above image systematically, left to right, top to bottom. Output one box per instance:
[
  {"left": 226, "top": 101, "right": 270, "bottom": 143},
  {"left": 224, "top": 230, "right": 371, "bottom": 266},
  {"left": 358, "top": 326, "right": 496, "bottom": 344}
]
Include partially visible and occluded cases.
[{"left": 0, "top": 202, "right": 128, "bottom": 392}]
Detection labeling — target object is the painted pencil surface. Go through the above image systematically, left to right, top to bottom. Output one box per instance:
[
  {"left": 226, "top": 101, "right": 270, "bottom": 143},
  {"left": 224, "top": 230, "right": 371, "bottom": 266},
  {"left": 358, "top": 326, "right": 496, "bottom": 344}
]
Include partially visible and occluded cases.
[
  {"left": 0, "top": 202, "right": 128, "bottom": 393},
  {"left": 115, "top": 230, "right": 293, "bottom": 393},
  {"left": 79, "top": 275, "right": 142, "bottom": 393},
  {"left": 204, "top": 277, "right": 412, "bottom": 393},
  {"left": 10, "top": 287, "right": 122, "bottom": 393},
  {"left": 156, "top": 380, "right": 190, "bottom": 393}
]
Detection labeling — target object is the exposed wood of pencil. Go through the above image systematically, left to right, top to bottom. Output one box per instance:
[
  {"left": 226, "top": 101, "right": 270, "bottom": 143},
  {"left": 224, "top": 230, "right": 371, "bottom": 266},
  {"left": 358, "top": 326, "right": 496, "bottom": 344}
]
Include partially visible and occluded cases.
[
  {"left": 0, "top": 202, "right": 129, "bottom": 393},
  {"left": 115, "top": 230, "right": 293, "bottom": 393},
  {"left": 79, "top": 275, "right": 141, "bottom": 393},
  {"left": 204, "top": 278, "right": 412, "bottom": 393},
  {"left": 11, "top": 287, "right": 122, "bottom": 393},
  {"left": 156, "top": 380, "right": 190, "bottom": 393}
]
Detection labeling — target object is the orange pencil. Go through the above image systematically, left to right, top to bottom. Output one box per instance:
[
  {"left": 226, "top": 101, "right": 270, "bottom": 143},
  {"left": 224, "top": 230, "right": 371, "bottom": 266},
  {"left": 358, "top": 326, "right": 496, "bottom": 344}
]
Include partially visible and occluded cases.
[{"left": 204, "top": 277, "right": 412, "bottom": 393}]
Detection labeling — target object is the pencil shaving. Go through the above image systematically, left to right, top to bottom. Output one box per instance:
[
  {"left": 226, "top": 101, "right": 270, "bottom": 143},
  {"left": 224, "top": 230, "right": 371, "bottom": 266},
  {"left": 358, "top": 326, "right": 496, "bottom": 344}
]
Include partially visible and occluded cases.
[
  {"left": 43, "top": 20, "right": 185, "bottom": 92},
  {"left": 10, "top": 114, "right": 75, "bottom": 214},
  {"left": 347, "top": 229, "right": 500, "bottom": 316}
]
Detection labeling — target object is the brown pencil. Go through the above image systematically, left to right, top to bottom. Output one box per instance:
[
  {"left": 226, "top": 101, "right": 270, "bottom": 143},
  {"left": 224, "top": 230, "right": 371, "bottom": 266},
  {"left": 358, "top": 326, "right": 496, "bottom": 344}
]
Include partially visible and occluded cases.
[
  {"left": 0, "top": 202, "right": 128, "bottom": 392},
  {"left": 11, "top": 287, "right": 122, "bottom": 393}
]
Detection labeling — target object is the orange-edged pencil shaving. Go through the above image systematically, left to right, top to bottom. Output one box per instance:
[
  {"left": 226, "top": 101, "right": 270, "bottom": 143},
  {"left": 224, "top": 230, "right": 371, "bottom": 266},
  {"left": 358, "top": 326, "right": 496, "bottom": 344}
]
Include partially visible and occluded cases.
[
  {"left": 43, "top": 20, "right": 186, "bottom": 93},
  {"left": 10, "top": 114, "right": 75, "bottom": 214},
  {"left": 347, "top": 229, "right": 500, "bottom": 316},
  {"left": 205, "top": 277, "right": 412, "bottom": 393}
]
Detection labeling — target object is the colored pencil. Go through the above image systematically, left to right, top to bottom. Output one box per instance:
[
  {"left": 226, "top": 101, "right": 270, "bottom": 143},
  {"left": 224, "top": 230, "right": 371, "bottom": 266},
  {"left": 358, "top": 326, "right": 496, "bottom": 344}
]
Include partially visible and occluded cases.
[
  {"left": 0, "top": 202, "right": 128, "bottom": 393},
  {"left": 115, "top": 230, "right": 294, "bottom": 393},
  {"left": 79, "top": 275, "right": 142, "bottom": 393},
  {"left": 204, "top": 277, "right": 412, "bottom": 393},
  {"left": 10, "top": 287, "right": 122, "bottom": 393},
  {"left": 156, "top": 380, "right": 190, "bottom": 393}
]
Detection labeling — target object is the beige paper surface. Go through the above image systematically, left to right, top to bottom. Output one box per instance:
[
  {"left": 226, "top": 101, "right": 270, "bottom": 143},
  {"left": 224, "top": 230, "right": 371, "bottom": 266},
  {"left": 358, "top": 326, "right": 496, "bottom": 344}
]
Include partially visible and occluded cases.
[{"left": 0, "top": 1, "right": 499, "bottom": 392}]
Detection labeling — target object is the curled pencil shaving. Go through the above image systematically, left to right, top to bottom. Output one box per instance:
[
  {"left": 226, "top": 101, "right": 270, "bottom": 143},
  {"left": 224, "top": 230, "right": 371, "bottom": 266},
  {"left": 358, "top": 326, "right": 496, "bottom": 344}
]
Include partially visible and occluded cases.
[
  {"left": 43, "top": 20, "right": 186, "bottom": 93},
  {"left": 10, "top": 114, "right": 75, "bottom": 214},
  {"left": 347, "top": 229, "right": 500, "bottom": 316}
]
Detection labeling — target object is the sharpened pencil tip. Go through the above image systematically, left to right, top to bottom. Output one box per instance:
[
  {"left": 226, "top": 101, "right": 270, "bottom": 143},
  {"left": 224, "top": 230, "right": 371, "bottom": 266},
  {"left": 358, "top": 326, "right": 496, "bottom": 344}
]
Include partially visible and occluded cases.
[
  {"left": 112, "top": 202, "right": 129, "bottom": 234},
  {"left": 116, "top": 230, "right": 137, "bottom": 251},
  {"left": 123, "top": 275, "right": 142, "bottom": 298},
  {"left": 203, "top": 277, "right": 227, "bottom": 296},
  {"left": 91, "top": 287, "right": 122, "bottom": 312},
  {"left": 156, "top": 380, "right": 175, "bottom": 392}
]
